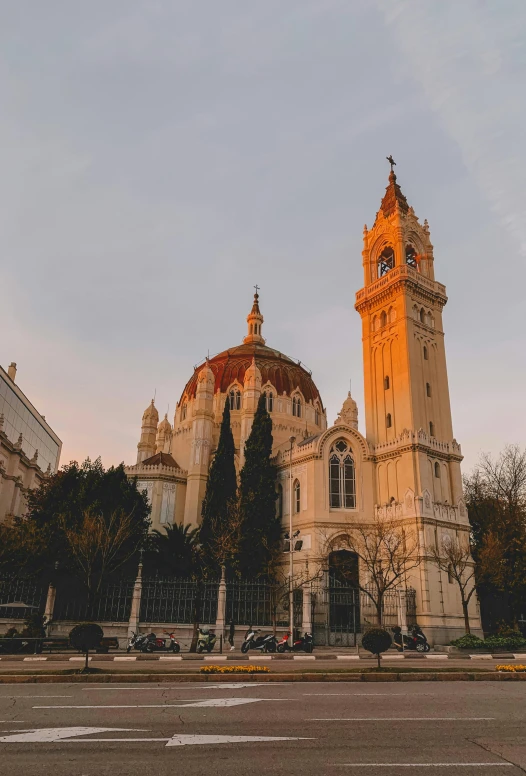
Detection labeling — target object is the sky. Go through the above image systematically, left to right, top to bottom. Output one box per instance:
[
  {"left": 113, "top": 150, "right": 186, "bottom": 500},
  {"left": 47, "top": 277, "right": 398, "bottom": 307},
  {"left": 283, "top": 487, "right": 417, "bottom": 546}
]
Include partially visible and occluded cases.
[{"left": 1, "top": 0, "right": 525, "bottom": 474}]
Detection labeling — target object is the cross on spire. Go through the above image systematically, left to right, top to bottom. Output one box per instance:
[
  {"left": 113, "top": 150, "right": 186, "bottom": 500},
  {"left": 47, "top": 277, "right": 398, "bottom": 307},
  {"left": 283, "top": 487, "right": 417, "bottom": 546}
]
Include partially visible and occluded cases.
[
  {"left": 386, "top": 155, "right": 396, "bottom": 172},
  {"left": 254, "top": 284, "right": 260, "bottom": 295}
]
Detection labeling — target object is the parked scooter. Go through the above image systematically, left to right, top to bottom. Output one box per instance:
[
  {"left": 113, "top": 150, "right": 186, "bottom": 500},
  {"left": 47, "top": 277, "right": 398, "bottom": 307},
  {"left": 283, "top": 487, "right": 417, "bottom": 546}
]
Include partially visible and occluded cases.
[
  {"left": 392, "top": 624, "right": 430, "bottom": 653},
  {"left": 196, "top": 627, "right": 217, "bottom": 654},
  {"left": 241, "top": 628, "right": 278, "bottom": 654},
  {"left": 127, "top": 631, "right": 180, "bottom": 653},
  {"left": 276, "top": 631, "right": 314, "bottom": 653}
]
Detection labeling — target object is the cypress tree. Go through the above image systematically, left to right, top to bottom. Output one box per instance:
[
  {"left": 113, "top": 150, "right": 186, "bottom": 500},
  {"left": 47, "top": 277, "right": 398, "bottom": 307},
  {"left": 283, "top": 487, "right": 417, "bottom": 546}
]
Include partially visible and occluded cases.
[
  {"left": 238, "top": 394, "right": 280, "bottom": 577},
  {"left": 200, "top": 400, "right": 237, "bottom": 570}
]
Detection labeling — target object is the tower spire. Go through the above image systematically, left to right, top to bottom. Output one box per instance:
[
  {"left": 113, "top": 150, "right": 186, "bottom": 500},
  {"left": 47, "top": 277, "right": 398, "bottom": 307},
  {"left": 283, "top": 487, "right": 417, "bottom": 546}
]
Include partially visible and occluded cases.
[
  {"left": 379, "top": 156, "right": 409, "bottom": 218},
  {"left": 243, "top": 287, "right": 265, "bottom": 345}
]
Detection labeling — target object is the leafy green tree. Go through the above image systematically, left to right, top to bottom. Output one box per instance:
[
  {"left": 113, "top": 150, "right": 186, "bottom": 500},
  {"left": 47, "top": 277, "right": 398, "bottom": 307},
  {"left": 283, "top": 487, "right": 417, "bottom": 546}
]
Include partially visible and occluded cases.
[
  {"left": 238, "top": 394, "right": 280, "bottom": 577},
  {"left": 200, "top": 401, "right": 237, "bottom": 571},
  {"left": 20, "top": 458, "right": 150, "bottom": 577},
  {"left": 145, "top": 523, "right": 200, "bottom": 577}
]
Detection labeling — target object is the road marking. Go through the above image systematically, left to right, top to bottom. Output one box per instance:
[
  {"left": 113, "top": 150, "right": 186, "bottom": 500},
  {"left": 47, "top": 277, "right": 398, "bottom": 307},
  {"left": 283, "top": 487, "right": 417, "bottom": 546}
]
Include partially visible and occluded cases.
[
  {"left": 22, "top": 657, "right": 47, "bottom": 661},
  {"left": 114, "top": 657, "right": 136, "bottom": 661},
  {"left": 81, "top": 683, "right": 285, "bottom": 690},
  {"left": 304, "top": 693, "right": 411, "bottom": 697},
  {"left": 0, "top": 696, "right": 72, "bottom": 699},
  {"left": 34, "top": 698, "right": 281, "bottom": 709},
  {"left": 310, "top": 718, "right": 495, "bottom": 722},
  {"left": 0, "top": 727, "right": 143, "bottom": 743},
  {"left": 165, "top": 734, "right": 312, "bottom": 747},
  {"left": 338, "top": 764, "right": 512, "bottom": 768}
]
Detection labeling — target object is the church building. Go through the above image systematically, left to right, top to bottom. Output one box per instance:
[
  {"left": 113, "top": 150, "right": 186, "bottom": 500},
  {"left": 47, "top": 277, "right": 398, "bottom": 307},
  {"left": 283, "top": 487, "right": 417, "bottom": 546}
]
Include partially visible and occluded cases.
[{"left": 125, "top": 167, "right": 480, "bottom": 643}]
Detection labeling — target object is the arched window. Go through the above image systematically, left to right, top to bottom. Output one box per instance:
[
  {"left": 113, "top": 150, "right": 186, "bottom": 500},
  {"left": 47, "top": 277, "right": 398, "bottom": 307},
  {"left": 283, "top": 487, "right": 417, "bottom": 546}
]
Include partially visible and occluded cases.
[
  {"left": 406, "top": 244, "right": 418, "bottom": 268},
  {"left": 377, "top": 246, "right": 395, "bottom": 278},
  {"left": 420, "top": 308, "right": 425, "bottom": 324},
  {"left": 380, "top": 311, "right": 387, "bottom": 328},
  {"left": 423, "top": 345, "right": 428, "bottom": 360},
  {"left": 384, "top": 375, "right": 390, "bottom": 390},
  {"left": 426, "top": 382, "right": 431, "bottom": 397},
  {"left": 229, "top": 388, "right": 241, "bottom": 410},
  {"left": 264, "top": 390, "right": 273, "bottom": 413},
  {"left": 292, "top": 396, "right": 302, "bottom": 418},
  {"left": 181, "top": 403, "right": 187, "bottom": 421},
  {"left": 315, "top": 406, "right": 320, "bottom": 425},
  {"left": 386, "top": 413, "right": 392, "bottom": 429},
  {"left": 429, "top": 421, "right": 435, "bottom": 437},
  {"left": 329, "top": 439, "right": 356, "bottom": 509},
  {"left": 434, "top": 462, "right": 440, "bottom": 478},
  {"left": 294, "top": 479, "right": 301, "bottom": 514},
  {"left": 276, "top": 483, "right": 283, "bottom": 519}
]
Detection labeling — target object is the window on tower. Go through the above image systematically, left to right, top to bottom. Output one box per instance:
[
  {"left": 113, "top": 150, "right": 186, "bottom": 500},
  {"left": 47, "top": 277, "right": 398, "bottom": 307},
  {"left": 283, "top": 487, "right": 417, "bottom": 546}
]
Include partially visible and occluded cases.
[
  {"left": 406, "top": 245, "right": 418, "bottom": 269},
  {"left": 377, "top": 246, "right": 395, "bottom": 278},
  {"left": 423, "top": 345, "right": 429, "bottom": 360},
  {"left": 384, "top": 376, "right": 390, "bottom": 390},
  {"left": 426, "top": 382, "right": 432, "bottom": 397},
  {"left": 229, "top": 388, "right": 241, "bottom": 410},
  {"left": 264, "top": 390, "right": 274, "bottom": 413},
  {"left": 292, "top": 395, "right": 302, "bottom": 418},
  {"left": 181, "top": 403, "right": 187, "bottom": 421},
  {"left": 386, "top": 413, "right": 392, "bottom": 429},
  {"left": 429, "top": 421, "right": 435, "bottom": 437},
  {"left": 329, "top": 440, "right": 356, "bottom": 509},
  {"left": 434, "top": 462, "right": 440, "bottom": 478},
  {"left": 294, "top": 479, "right": 301, "bottom": 513}
]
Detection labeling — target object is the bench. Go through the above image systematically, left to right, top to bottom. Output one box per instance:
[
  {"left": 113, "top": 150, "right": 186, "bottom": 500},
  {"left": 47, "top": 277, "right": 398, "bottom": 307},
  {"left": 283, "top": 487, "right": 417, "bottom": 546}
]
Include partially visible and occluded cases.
[{"left": 41, "top": 636, "right": 120, "bottom": 654}]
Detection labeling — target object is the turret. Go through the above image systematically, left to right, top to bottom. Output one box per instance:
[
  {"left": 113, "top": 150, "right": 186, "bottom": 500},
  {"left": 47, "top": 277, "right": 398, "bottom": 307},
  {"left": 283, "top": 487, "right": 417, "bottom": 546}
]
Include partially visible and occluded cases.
[
  {"left": 243, "top": 288, "right": 265, "bottom": 345},
  {"left": 239, "top": 356, "right": 262, "bottom": 465},
  {"left": 183, "top": 361, "right": 215, "bottom": 527},
  {"left": 335, "top": 392, "right": 359, "bottom": 430},
  {"left": 137, "top": 399, "right": 158, "bottom": 464},
  {"left": 156, "top": 413, "right": 172, "bottom": 454}
]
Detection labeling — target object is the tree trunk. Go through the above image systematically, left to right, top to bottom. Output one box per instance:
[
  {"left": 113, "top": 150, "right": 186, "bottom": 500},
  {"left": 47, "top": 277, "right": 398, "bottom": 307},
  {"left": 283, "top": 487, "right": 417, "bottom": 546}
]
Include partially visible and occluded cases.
[
  {"left": 461, "top": 594, "right": 471, "bottom": 635},
  {"left": 376, "top": 596, "right": 383, "bottom": 627},
  {"left": 377, "top": 653, "right": 381, "bottom": 669}
]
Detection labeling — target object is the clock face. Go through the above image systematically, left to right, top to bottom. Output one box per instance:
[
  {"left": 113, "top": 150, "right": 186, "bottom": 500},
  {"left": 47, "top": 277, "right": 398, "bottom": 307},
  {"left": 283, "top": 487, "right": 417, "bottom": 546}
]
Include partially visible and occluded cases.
[
  {"left": 406, "top": 245, "right": 417, "bottom": 268},
  {"left": 378, "top": 246, "right": 395, "bottom": 277}
]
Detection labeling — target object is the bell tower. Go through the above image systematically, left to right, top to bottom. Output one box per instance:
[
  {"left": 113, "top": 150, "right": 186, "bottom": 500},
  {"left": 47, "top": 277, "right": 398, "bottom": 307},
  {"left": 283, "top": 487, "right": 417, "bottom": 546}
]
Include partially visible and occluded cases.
[{"left": 355, "top": 160, "right": 464, "bottom": 514}]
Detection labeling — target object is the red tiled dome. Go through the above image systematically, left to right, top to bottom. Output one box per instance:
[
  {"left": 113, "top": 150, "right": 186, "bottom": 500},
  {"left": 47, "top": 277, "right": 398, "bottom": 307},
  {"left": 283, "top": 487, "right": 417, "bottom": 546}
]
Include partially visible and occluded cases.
[{"left": 179, "top": 342, "right": 323, "bottom": 407}]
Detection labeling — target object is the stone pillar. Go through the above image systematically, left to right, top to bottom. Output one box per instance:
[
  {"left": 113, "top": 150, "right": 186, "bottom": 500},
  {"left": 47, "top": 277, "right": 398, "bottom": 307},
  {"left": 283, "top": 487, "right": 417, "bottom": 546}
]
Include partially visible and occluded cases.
[
  {"left": 128, "top": 561, "right": 143, "bottom": 638},
  {"left": 216, "top": 566, "right": 227, "bottom": 637},
  {"left": 44, "top": 583, "right": 56, "bottom": 635},
  {"left": 302, "top": 587, "right": 313, "bottom": 633},
  {"left": 397, "top": 589, "right": 407, "bottom": 633}
]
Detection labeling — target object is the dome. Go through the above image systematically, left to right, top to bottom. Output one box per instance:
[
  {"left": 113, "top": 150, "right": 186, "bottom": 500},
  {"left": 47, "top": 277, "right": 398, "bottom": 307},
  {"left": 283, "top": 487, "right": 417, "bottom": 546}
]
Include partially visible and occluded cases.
[
  {"left": 179, "top": 342, "right": 323, "bottom": 407},
  {"left": 142, "top": 399, "right": 159, "bottom": 424}
]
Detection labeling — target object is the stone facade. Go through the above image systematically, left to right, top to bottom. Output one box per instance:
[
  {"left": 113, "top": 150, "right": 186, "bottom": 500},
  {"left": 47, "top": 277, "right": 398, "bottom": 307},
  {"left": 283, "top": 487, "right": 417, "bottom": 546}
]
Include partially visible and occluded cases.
[{"left": 0, "top": 363, "right": 61, "bottom": 524}]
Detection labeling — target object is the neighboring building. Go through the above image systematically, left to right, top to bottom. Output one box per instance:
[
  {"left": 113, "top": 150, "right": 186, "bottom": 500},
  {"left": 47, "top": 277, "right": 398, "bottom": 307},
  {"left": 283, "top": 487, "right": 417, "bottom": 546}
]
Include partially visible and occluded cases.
[
  {"left": 125, "top": 167, "right": 480, "bottom": 643},
  {"left": 0, "top": 363, "right": 62, "bottom": 524}
]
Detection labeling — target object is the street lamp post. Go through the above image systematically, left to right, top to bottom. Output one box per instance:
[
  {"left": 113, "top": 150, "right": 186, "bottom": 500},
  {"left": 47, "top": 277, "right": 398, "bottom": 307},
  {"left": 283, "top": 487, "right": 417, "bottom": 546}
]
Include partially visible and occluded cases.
[{"left": 288, "top": 435, "right": 296, "bottom": 648}]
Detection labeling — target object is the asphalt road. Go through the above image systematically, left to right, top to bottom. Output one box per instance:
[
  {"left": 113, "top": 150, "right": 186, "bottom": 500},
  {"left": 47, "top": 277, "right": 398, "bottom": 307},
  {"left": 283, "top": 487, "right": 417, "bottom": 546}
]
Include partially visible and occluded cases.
[{"left": 1, "top": 681, "right": 526, "bottom": 775}]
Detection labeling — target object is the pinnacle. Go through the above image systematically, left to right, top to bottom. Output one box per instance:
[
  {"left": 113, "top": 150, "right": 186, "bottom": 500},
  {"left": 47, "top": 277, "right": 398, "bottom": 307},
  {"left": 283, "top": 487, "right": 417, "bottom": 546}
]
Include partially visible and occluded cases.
[{"left": 380, "top": 168, "right": 409, "bottom": 218}]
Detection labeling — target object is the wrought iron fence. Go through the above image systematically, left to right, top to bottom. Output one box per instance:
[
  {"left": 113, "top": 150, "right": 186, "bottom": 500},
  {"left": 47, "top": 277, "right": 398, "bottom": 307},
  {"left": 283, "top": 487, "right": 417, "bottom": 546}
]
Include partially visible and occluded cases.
[
  {"left": 0, "top": 576, "right": 47, "bottom": 621},
  {"left": 140, "top": 578, "right": 219, "bottom": 624},
  {"left": 53, "top": 579, "right": 134, "bottom": 622},
  {"left": 226, "top": 581, "right": 302, "bottom": 629}
]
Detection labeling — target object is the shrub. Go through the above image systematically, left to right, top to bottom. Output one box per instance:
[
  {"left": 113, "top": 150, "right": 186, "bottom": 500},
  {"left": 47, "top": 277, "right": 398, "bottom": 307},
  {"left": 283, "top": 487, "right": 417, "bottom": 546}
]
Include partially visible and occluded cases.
[
  {"left": 69, "top": 622, "right": 103, "bottom": 671},
  {"left": 362, "top": 628, "right": 392, "bottom": 668},
  {"left": 450, "top": 633, "right": 485, "bottom": 649},
  {"left": 485, "top": 634, "right": 526, "bottom": 650}
]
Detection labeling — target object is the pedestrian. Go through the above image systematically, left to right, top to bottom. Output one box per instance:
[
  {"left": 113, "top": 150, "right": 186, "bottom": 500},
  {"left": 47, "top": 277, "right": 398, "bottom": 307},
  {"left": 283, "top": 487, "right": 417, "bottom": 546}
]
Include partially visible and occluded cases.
[{"left": 228, "top": 619, "right": 235, "bottom": 651}]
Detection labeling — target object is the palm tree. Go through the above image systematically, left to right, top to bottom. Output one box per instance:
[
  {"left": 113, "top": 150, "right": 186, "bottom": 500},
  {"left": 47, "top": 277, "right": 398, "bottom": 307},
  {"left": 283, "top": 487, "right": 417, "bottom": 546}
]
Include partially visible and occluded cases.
[{"left": 147, "top": 523, "right": 200, "bottom": 577}]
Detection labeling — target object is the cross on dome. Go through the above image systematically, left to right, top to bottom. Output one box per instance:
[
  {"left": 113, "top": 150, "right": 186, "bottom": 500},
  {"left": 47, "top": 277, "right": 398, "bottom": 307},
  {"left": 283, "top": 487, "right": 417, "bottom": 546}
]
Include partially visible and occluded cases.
[{"left": 243, "top": 287, "right": 265, "bottom": 345}]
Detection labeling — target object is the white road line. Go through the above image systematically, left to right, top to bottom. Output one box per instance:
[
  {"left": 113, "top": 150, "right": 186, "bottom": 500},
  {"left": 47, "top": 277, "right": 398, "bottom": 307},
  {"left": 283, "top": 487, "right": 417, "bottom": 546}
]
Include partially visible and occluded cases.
[
  {"left": 22, "top": 657, "right": 47, "bottom": 661},
  {"left": 81, "top": 683, "right": 282, "bottom": 690},
  {"left": 303, "top": 693, "right": 411, "bottom": 697},
  {"left": 0, "top": 696, "right": 72, "bottom": 699},
  {"left": 34, "top": 698, "right": 281, "bottom": 709},
  {"left": 310, "top": 717, "right": 495, "bottom": 721},
  {"left": 0, "top": 727, "right": 143, "bottom": 743},
  {"left": 62, "top": 734, "right": 313, "bottom": 746},
  {"left": 338, "top": 764, "right": 512, "bottom": 768}
]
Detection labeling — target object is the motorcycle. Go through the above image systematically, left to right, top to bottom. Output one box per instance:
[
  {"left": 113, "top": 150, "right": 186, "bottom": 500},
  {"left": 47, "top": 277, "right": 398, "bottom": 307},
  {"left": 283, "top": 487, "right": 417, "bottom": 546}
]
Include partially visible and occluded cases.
[
  {"left": 392, "top": 625, "right": 430, "bottom": 653},
  {"left": 196, "top": 627, "right": 217, "bottom": 654},
  {"left": 241, "top": 629, "right": 278, "bottom": 654},
  {"left": 127, "top": 631, "right": 180, "bottom": 654},
  {"left": 276, "top": 631, "right": 314, "bottom": 653}
]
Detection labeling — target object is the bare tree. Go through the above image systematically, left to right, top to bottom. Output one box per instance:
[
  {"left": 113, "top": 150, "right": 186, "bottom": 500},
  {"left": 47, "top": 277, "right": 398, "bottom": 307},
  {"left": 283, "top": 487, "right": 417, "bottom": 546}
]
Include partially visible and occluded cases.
[
  {"left": 60, "top": 509, "right": 140, "bottom": 614},
  {"left": 326, "top": 512, "right": 421, "bottom": 627},
  {"left": 428, "top": 534, "right": 476, "bottom": 634}
]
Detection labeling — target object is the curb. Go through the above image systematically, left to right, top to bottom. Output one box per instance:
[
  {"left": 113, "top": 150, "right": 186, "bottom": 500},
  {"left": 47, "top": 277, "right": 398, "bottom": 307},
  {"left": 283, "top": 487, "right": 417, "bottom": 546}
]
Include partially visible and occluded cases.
[
  {"left": 0, "top": 652, "right": 522, "bottom": 661},
  {"left": 0, "top": 671, "right": 525, "bottom": 684}
]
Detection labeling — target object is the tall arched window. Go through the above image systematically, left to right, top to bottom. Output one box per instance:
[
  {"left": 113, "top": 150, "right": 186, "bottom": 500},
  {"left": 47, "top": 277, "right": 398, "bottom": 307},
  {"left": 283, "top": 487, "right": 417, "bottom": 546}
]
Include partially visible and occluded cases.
[
  {"left": 406, "top": 244, "right": 418, "bottom": 268},
  {"left": 377, "top": 246, "right": 395, "bottom": 277},
  {"left": 420, "top": 308, "right": 425, "bottom": 324},
  {"left": 380, "top": 311, "right": 387, "bottom": 328},
  {"left": 423, "top": 345, "right": 428, "bottom": 360},
  {"left": 384, "top": 375, "right": 390, "bottom": 390},
  {"left": 426, "top": 382, "right": 432, "bottom": 397},
  {"left": 229, "top": 388, "right": 241, "bottom": 410},
  {"left": 264, "top": 390, "right": 273, "bottom": 413},
  {"left": 292, "top": 396, "right": 302, "bottom": 418},
  {"left": 181, "top": 403, "right": 187, "bottom": 421},
  {"left": 315, "top": 405, "right": 320, "bottom": 425},
  {"left": 386, "top": 413, "right": 392, "bottom": 429},
  {"left": 429, "top": 421, "right": 435, "bottom": 437},
  {"left": 329, "top": 439, "right": 356, "bottom": 509},
  {"left": 434, "top": 462, "right": 440, "bottom": 478},
  {"left": 294, "top": 479, "right": 301, "bottom": 514},
  {"left": 276, "top": 483, "right": 283, "bottom": 519}
]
